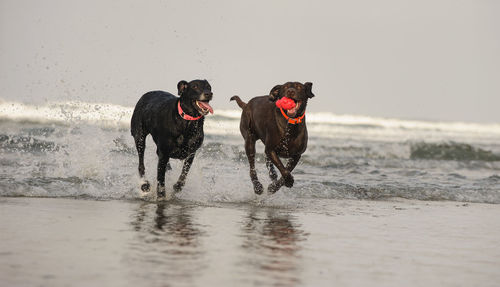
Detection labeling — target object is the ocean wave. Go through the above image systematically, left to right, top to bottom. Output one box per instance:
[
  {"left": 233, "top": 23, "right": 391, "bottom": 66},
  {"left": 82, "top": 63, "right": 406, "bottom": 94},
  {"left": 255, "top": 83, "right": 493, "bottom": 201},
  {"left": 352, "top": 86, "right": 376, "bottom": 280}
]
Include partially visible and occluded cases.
[
  {"left": 2, "top": 99, "right": 500, "bottom": 141},
  {"left": 0, "top": 100, "right": 132, "bottom": 128},
  {"left": 307, "top": 112, "right": 500, "bottom": 135},
  {"left": 410, "top": 142, "right": 500, "bottom": 161},
  {"left": 297, "top": 181, "right": 500, "bottom": 204}
]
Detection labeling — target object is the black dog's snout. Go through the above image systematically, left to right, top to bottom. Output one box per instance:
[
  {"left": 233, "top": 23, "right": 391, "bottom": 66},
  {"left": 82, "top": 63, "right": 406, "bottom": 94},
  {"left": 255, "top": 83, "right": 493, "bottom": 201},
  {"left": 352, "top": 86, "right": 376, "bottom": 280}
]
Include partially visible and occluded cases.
[
  {"left": 286, "top": 89, "right": 296, "bottom": 97},
  {"left": 202, "top": 91, "right": 213, "bottom": 101}
]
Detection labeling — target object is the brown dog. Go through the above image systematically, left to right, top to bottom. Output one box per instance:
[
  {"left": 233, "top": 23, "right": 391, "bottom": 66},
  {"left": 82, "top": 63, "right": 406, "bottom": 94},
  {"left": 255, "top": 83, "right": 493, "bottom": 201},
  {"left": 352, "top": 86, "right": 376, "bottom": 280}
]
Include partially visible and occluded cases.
[{"left": 230, "top": 82, "right": 315, "bottom": 194}]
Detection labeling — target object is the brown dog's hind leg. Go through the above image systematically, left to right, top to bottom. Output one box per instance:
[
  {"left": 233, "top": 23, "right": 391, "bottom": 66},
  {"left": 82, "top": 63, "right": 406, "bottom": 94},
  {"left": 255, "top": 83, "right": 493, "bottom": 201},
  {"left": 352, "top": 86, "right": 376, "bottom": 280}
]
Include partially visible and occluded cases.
[
  {"left": 245, "top": 138, "right": 264, "bottom": 194},
  {"left": 173, "top": 153, "right": 195, "bottom": 193}
]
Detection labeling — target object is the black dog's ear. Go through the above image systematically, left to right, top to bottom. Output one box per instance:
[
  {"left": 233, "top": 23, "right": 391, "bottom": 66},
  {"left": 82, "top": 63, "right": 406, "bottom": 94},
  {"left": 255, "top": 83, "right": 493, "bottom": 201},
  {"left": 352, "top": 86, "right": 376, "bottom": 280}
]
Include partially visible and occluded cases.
[
  {"left": 177, "top": 80, "right": 188, "bottom": 96},
  {"left": 305, "top": 82, "right": 315, "bottom": 98},
  {"left": 269, "top": 85, "right": 282, "bottom": 102}
]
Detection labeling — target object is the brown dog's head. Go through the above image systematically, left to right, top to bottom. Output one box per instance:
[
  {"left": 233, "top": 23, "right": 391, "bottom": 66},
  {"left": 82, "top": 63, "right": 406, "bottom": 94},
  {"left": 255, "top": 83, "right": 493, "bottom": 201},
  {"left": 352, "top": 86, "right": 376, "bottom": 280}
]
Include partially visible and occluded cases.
[
  {"left": 177, "top": 79, "right": 213, "bottom": 115},
  {"left": 269, "top": 82, "right": 315, "bottom": 117}
]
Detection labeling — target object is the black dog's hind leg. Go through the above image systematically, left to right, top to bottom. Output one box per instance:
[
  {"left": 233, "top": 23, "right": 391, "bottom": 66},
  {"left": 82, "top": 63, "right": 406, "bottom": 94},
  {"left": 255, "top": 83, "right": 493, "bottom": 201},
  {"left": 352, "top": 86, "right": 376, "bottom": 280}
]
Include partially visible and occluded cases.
[
  {"left": 134, "top": 134, "right": 150, "bottom": 192},
  {"left": 245, "top": 138, "right": 264, "bottom": 194},
  {"left": 156, "top": 151, "right": 170, "bottom": 198},
  {"left": 173, "top": 153, "right": 195, "bottom": 193},
  {"left": 268, "top": 154, "right": 301, "bottom": 194},
  {"left": 266, "top": 157, "right": 278, "bottom": 181}
]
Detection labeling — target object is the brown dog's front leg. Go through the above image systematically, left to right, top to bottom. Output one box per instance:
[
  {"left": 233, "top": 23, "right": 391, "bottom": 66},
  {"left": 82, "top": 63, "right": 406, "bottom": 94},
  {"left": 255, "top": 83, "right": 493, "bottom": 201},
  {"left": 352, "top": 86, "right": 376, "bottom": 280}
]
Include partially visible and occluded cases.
[
  {"left": 266, "top": 150, "right": 294, "bottom": 193},
  {"left": 173, "top": 153, "right": 195, "bottom": 193},
  {"left": 267, "top": 154, "right": 301, "bottom": 193},
  {"left": 286, "top": 155, "right": 301, "bottom": 172},
  {"left": 266, "top": 157, "right": 278, "bottom": 181}
]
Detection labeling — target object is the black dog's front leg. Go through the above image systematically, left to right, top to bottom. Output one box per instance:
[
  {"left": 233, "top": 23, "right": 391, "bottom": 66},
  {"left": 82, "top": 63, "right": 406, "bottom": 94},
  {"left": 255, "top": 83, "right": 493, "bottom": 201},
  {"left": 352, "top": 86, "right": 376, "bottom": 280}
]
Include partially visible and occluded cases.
[
  {"left": 157, "top": 153, "right": 170, "bottom": 198},
  {"left": 173, "top": 153, "right": 195, "bottom": 193},
  {"left": 267, "top": 153, "right": 301, "bottom": 194}
]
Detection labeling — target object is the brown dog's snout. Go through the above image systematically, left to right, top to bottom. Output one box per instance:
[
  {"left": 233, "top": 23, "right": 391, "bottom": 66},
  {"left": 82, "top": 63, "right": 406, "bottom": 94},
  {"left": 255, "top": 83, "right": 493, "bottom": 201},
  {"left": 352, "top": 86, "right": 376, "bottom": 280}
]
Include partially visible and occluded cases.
[{"left": 286, "top": 88, "right": 296, "bottom": 97}]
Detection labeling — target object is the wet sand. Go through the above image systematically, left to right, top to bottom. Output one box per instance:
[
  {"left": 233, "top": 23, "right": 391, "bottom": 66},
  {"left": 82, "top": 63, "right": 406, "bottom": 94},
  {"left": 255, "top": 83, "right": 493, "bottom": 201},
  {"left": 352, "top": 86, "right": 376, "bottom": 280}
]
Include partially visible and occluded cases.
[{"left": 1, "top": 197, "right": 499, "bottom": 287}]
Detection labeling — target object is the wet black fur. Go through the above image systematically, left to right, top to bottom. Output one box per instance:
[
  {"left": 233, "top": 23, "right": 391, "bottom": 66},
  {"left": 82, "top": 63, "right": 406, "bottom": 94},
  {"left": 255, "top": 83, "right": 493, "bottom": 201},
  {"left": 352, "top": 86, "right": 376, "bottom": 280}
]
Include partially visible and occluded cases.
[{"left": 131, "top": 79, "right": 213, "bottom": 197}]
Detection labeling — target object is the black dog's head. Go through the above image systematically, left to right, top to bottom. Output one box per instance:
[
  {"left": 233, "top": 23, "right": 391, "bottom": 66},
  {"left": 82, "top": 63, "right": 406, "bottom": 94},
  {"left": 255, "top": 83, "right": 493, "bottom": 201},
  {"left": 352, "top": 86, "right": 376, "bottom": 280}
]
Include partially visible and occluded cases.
[
  {"left": 177, "top": 79, "right": 213, "bottom": 115},
  {"left": 269, "top": 82, "right": 315, "bottom": 117}
]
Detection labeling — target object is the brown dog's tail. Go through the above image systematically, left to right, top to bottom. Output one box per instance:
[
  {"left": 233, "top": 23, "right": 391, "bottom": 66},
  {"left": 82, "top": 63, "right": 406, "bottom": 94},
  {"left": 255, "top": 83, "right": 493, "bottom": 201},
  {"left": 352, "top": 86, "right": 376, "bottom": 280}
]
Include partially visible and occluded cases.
[{"left": 230, "top": 95, "right": 246, "bottom": 109}]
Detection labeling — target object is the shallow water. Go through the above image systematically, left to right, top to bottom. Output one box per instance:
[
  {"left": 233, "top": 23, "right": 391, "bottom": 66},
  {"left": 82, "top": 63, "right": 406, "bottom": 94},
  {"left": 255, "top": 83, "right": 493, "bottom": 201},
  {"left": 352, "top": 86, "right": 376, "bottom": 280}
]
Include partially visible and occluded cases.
[{"left": 1, "top": 197, "right": 499, "bottom": 287}]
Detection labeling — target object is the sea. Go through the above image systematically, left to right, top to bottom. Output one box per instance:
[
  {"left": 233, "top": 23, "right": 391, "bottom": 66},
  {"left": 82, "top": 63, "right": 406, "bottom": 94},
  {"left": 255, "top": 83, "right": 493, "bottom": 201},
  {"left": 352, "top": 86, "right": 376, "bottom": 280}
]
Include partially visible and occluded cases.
[{"left": 1, "top": 100, "right": 499, "bottom": 204}]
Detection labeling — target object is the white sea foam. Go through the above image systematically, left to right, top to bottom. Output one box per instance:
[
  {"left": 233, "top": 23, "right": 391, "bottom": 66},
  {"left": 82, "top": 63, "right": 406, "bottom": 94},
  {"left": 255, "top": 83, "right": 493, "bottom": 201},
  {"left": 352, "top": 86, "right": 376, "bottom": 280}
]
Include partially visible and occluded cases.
[
  {"left": 2, "top": 99, "right": 499, "bottom": 143},
  {"left": 0, "top": 100, "right": 132, "bottom": 128}
]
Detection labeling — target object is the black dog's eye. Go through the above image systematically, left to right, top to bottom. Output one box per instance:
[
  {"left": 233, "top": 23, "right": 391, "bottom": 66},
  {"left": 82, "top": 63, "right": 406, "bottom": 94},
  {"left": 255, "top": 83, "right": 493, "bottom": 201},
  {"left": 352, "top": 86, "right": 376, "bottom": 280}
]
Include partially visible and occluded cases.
[{"left": 192, "top": 84, "right": 198, "bottom": 89}]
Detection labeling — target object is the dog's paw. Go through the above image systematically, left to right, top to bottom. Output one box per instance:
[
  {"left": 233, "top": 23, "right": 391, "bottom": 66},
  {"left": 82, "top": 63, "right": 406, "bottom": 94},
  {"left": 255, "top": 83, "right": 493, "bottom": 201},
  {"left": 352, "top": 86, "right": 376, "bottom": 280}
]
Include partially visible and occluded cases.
[
  {"left": 269, "top": 171, "right": 278, "bottom": 181},
  {"left": 284, "top": 174, "right": 294, "bottom": 188},
  {"left": 140, "top": 180, "right": 151, "bottom": 192},
  {"left": 253, "top": 181, "right": 264, "bottom": 195},
  {"left": 268, "top": 181, "right": 280, "bottom": 194},
  {"left": 173, "top": 182, "right": 184, "bottom": 193},
  {"left": 157, "top": 185, "right": 166, "bottom": 198},
  {"left": 157, "top": 192, "right": 172, "bottom": 201}
]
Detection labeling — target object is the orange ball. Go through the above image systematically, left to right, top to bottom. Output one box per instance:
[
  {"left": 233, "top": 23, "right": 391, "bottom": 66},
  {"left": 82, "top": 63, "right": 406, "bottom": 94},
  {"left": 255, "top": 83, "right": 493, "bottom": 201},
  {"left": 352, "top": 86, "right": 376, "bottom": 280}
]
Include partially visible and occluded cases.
[{"left": 276, "top": 97, "right": 296, "bottom": 110}]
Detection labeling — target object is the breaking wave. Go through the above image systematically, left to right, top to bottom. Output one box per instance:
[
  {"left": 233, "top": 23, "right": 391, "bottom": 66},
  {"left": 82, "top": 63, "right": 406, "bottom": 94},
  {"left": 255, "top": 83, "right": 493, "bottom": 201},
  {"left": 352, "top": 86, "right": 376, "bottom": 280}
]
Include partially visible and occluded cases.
[{"left": 410, "top": 142, "right": 500, "bottom": 161}]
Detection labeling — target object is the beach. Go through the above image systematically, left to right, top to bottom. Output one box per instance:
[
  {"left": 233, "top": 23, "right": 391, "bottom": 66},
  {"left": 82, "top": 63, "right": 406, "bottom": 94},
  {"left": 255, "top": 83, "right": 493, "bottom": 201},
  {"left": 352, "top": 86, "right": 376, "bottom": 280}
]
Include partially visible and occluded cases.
[{"left": 1, "top": 197, "right": 499, "bottom": 287}]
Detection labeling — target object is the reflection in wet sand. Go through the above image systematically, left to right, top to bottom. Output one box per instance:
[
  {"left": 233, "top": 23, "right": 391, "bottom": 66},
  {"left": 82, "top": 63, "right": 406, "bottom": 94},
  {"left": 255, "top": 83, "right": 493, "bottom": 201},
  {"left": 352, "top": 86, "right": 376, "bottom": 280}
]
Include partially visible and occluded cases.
[
  {"left": 126, "top": 202, "right": 309, "bottom": 286},
  {"left": 127, "top": 202, "right": 207, "bottom": 285},
  {"left": 239, "top": 208, "right": 308, "bottom": 286}
]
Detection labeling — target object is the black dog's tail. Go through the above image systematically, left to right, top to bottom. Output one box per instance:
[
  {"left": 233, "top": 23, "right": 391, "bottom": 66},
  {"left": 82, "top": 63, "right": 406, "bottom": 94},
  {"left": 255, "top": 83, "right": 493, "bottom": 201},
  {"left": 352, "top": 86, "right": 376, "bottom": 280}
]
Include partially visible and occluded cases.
[{"left": 230, "top": 96, "right": 246, "bottom": 109}]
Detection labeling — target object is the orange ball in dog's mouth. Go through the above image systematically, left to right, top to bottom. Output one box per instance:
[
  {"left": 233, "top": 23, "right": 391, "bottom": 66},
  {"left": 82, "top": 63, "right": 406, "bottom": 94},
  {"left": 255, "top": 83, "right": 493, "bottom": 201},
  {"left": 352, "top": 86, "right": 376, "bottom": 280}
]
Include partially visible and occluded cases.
[
  {"left": 276, "top": 97, "right": 301, "bottom": 117},
  {"left": 276, "top": 97, "right": 296, "bottom": 110}
]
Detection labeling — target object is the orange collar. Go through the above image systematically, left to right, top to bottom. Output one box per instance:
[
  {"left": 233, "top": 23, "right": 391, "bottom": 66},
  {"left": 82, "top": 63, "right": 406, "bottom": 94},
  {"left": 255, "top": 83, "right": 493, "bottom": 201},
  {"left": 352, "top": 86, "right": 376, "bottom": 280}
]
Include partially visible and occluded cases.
[
  {"left": 178, "top": 101, "right": 203, "bottom": 121},
  {"left": 280, "top": 107, "right": 305, "bottom": 124}
]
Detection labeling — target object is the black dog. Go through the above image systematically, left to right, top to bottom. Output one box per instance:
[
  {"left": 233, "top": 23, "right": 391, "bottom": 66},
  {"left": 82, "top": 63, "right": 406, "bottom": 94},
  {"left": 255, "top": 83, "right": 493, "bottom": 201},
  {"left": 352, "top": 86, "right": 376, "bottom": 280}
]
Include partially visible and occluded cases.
[
  {"left": 131, "top": 79, "right": 213, "bottom": 197},
  {"left": 230, "top": 82, "right": 314, "bottom": 194}
]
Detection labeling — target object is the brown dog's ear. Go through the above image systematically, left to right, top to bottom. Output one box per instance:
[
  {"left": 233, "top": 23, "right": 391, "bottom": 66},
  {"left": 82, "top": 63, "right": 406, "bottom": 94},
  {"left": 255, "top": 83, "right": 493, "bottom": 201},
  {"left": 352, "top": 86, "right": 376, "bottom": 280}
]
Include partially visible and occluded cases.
[
  {"left": 177, "top": 80, "right": 188, "bottom": 96},
  {"left": 305, "top": 82, "right": 315, "bottom": 98},
  {"left": 269, "top": 85, "right": 282, "bottom": 102}
]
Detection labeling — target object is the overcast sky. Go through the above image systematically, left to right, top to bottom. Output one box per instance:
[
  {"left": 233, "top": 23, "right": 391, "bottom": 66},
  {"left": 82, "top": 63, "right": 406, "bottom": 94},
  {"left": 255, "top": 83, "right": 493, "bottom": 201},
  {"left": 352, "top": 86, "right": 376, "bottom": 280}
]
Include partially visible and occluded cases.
[{"left": 1, "top": 0, "right": 499, "bottom": 123}]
